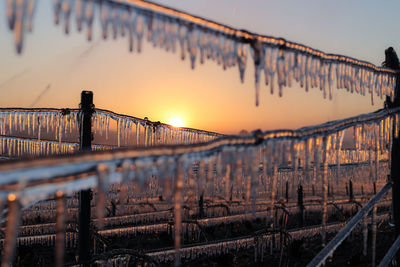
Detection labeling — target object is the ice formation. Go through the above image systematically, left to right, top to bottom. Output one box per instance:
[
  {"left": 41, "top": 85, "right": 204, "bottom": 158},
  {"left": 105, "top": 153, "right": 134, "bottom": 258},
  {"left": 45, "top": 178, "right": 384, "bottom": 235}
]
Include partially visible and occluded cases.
[
  {"left": 4, "top": 0, "right": 397, "bottom": 106},
  {"left": 0, "top": 106, "right": 397, "bottom": 265},
  {"left": 0, "top": 108, "right": 221, "bottom": 157},
  {"left": 93, "top": 110, "right": 221, "bottom": 147}
]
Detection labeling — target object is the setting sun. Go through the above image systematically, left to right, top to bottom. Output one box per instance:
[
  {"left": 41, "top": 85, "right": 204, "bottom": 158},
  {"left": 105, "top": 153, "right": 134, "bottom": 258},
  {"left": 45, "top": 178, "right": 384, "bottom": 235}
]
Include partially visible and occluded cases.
[{"left": 168, "top": 117, "right": 184, "bottom": 128}]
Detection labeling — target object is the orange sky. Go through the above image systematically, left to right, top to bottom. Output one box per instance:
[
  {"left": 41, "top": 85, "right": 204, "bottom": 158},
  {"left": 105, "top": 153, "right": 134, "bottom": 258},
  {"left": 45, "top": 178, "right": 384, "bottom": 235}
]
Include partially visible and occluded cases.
[{"left": 0, "top": 1, "right": 395, "bottom": 134}]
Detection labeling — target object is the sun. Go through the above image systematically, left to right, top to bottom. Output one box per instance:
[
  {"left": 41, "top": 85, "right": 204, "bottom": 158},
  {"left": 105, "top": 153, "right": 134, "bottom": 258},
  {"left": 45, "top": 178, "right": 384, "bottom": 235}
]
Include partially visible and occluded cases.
[{"left": 168, "top": 117, "right": 184, "bottom": 128}]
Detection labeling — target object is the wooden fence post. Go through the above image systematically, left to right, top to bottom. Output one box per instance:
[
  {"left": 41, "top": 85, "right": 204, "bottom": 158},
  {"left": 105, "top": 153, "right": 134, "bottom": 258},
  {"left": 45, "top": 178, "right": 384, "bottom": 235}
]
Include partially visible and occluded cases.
[{"left": 78, "top": 91, "right": 94, "bottom": 264}]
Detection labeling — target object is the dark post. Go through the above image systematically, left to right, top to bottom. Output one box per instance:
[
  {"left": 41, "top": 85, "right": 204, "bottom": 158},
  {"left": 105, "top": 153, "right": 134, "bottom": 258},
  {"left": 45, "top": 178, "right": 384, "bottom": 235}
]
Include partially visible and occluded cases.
[
  {"left": 385, "top": 48, "right": 400, "bottom": 239},
  {"left": 79, "top": 91, "right": 94, "bottom": 264},
  {"left": 349, "top": 180, "right": 354, "bottom": 201},
  {"left": 285, "top": 181, "right": 289, "bottom": 203},
  {"left": 328, "top": 183, "right": 331, "bottom": 197},
  {"left": 297, "top": 184, "right": 304, "bottom": 227},
  {"left": 199, "top": 195, "right": 204, "bottom": 218}
]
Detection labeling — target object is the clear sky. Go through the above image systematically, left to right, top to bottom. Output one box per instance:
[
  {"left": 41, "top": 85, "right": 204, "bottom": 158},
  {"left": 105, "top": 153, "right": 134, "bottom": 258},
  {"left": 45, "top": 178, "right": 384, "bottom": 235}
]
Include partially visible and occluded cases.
[{"left": 1, "top": 1, "right": 400, "bottom": 134}]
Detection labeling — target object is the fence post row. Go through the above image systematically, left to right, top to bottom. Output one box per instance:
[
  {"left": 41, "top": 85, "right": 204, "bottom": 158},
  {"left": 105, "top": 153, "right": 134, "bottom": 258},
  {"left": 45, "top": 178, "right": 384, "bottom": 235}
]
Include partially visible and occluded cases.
[{"left": 78, "top": 90, "right": 94, "bottom": 264}]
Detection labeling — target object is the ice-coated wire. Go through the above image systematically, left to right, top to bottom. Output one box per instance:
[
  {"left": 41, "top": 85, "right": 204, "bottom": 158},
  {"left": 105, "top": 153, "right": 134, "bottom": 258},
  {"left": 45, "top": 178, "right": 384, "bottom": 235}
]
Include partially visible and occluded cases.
[
  {"left": 4, "top": 0, "right": 398, "bottom": 106},
  {"left": 0, "top": 105, "right": 394, "bottom": 267},
  {"left": 0, "top": 106, "right": 397, "bottom": 189},
  {"left": 0, "top": 107, "right": 222, "bottom": 153},
  {"left": 94, "top": 108, "right": 223, "bottom": 146},
  {"left": 306, "top": 182, "right": 391, "bottom": 267},
  {"left": 377, "top": 235, "right": 400, "bottom": 267}
]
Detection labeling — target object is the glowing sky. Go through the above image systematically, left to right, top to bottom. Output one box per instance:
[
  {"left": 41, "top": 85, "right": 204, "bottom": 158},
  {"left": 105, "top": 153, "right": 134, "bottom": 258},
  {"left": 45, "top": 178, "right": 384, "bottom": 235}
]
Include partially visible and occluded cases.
[{"left": 1, "top": 1, "right": 400, "bottom": 134}]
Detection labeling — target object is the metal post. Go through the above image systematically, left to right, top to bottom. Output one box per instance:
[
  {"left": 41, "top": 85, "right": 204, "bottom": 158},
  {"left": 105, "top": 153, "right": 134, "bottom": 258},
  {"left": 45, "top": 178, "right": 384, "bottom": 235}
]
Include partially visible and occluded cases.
[
  {"left": 385, "top": 48, "right": 400, "bottom": 238},
  {"left": 78, "top": 91, "right": 94, "bottom": 264}
]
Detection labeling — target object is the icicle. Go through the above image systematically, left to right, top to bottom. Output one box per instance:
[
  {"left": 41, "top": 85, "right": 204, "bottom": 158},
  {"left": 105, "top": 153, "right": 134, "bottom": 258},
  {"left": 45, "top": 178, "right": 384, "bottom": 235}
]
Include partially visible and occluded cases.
[
  {"left": 7, "top": 0, "right": 16, "bottom": 30},
  {"left": 14, "top": 0, "right": 26, "bottom": 54},
  {"left": 25, "top": 0, "right": 35, "bottom": 32},
  {"left": 62, "top": 0, "right": 71, "bottom": 34},
  {"left": 75, "top": 0, "right": 83, "bottom": 32},
  {"left": 85, "top": 0, "right": 94, "bottom": 41},
  {"left": 100, "top": 1, "right": 110, "bottom": 39},
  {"left": 111, "top": 5, "right": 119, "bottom": 39},
  {"left": 187, "top": 27, "right": 198, "bottom": 69},
  {"left": 251, "top": 40, "right": 264, "bottom": 106},
  {"left": 237, "top": 43, "right": 247, "bottom": 83},
  {"left": 269, "top": 48, "right": 278, "bottom": 95},
  {"left": 277, "top": 50, "right": 285, "bottom": 97},
  {"left": 58, "top": 114, "right": 63, "bottom": 152},
  {"left": 117, "top": 118, "right": 121, "bottom": 147},
  {"left": 135, "top": 122, "right": 140, "bottom": 146},
  {"left": 374, "top": 124, "right": 380, "bottom": 181},
  {"left": 336, "top": 130, "right": 345, "bottom": 185},
  {"left": 321, "top": 135, "right": 330, "bottom": 246},
  {"left": 304, "top": 138, "right": 312, "bottom": 184},
  {"left": 291, "top": 140, "right": 300, "bottom": 197},
  {"left": 270, "top": 142, "right": 278, "bottom": 225},
  {"left": 248, "top": 147, "right": 258, "bottom": 216},
  {"left": 223, "top": 150, "right": 234, "bottom": 202},
  {"left": 206, "top": 156, "right": 215, "bottom": 201},
  {"left": 164, "top": 157, "right": 175, "bottom": 203},
  {"left": 174, "top": 158, "right": 184, "bottom": 267},
  {"left": 197, "top": 158, "right": 206, "bottom": 208},
  {"left": 119, "top": 160, "right": 132, "bottom": 216},
  {"left": 96, "top": 163, "right": 110, "bottom": 229},
  {"left": 55, "top": 190, "right": 66, "bottom": 267},
  {"left": 2, "top": 193, "right": 21, "bottom": 267},
  {"left": 371, "top": 204, "right": 377, "bottom": 266},
  {"left": 362, "top": 213, "right": 368, "bottom": 257}
]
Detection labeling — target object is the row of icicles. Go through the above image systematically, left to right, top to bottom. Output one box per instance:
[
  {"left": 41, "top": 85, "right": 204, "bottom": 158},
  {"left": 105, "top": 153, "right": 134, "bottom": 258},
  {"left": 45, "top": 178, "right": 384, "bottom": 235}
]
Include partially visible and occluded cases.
[
  {"left": 5, "top": 0, "right": 397, "bottom": 106},
  {"left": 0, "top": 109, "right": 221, "bottom": 157},
  {"left": 0, "top": 109, "right": 396, "bottom": 161},
  {"left": 0, "top": 111, "right": 395, "bottom": 265},
  {"left": 93, "top": 111, "right": 221, "bottom": 147},
  {"left": 0, "top": 141, "right": 390, "bottom": 265}
]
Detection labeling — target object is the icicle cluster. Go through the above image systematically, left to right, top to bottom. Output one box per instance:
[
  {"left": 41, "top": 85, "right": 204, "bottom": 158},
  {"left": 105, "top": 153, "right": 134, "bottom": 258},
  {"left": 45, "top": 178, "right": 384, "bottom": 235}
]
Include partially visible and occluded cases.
[
  {"left": 5, "top": 0, "right": 397, "bottom": 106},
  {"left": 6, "top": 0, "right": 36, "bottom": 53},
  {"left": 251, "top": 44, "right": 396, "bottom": 106},
  {"left": 0, "top": 108, "right": 220, "bottom": 157},
  {"left": 0, "top": 109, "right": 397, "bottom": 265},
  {"left": 0, "top": 109, "right": 81, "bottom": 157},
  {"left": 0, "top": 110, "right": 79, "bottom": 142},
  {"left": 93, "top": 110, "right": 221, "bottom": 147},
  {"left": 0, "top": 136, "right": 78, "bottom": 157},
  {"left": 0, "top": 137, "right": 112, "bottom": 158}
]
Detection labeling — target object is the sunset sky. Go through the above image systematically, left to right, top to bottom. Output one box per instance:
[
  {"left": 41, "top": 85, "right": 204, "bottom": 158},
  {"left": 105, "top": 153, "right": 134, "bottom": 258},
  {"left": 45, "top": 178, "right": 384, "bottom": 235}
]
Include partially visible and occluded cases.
[{"left": 1, "top": 1, "right": 400, "bottom": 134}]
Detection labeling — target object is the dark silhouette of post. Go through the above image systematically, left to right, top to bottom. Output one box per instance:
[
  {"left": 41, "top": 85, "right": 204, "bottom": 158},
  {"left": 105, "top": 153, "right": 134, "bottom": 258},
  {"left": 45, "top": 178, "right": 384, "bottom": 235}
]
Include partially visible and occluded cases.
[
  {"left": 385, "top": 47, "right": 400, "bottom": 238},
  {"left": 79, "top": 91, "right": 94, "bottom": 264},
  {"left": 349, "top": 180, "right": 354, "bottom": 202},
  {"left": 285, "top": 181, "right": 289, "bottom": 203},
  {"left": 297, "top": 184, "right": 304, "bottom": 227}
]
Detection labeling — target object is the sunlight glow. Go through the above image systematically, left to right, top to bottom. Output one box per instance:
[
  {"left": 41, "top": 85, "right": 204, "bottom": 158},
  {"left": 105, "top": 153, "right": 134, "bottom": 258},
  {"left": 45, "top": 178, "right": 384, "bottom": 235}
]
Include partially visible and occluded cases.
[{"left": 168, "top": 117, "right": 184, "bottom": 128}]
